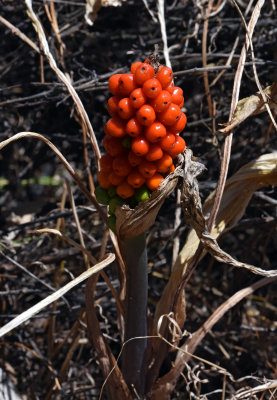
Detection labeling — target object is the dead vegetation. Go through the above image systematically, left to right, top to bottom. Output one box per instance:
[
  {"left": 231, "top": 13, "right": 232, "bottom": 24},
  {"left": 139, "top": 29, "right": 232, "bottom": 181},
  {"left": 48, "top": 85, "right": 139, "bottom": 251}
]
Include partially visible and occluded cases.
[{"left": 0, "top": 1, "right": 277, "bottom": 399}]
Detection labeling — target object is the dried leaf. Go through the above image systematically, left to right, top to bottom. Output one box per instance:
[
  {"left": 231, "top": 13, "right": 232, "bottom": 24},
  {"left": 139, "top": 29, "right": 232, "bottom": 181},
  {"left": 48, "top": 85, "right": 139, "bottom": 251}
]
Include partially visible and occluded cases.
[
  {"left": 85, "top": 0, "right": 127, "bottom": 26},
  {"left": 219, "top": 82, "right": 277, "bottom": 134},
  {"left": 154, "top": 152, "right": 277, "bottom": 334},
  {"left": 115, "top": 156, "right": 185, "bottom": 240}
]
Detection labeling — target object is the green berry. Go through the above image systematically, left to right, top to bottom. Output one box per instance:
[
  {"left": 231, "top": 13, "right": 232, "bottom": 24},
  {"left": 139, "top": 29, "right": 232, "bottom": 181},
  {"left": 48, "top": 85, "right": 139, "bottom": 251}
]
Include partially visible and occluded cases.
[
  {"left": 94, "top": 186, "right": 110, "bottom": 205},
  {"left": 107, "top": 186, "right": 117, "bottom": 198},
  {"left": 135, "top": 186, "right": 150, "bottom": 203},
  {"left": 109, "top": 196, "right": 124, "bottom": 214},
  {"left": 108, "top": 214, "right": 116, "bottom": 232}
]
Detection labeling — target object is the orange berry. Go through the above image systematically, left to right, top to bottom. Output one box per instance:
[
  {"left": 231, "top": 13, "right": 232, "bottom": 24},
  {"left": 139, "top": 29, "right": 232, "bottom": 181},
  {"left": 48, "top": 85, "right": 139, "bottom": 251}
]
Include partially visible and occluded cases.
[
  {"left": 131, "top": 61, "right": 142, "bottom": 74},
  {"left": 135, "top": 63, "right": 155, "bottom": 85},
  {"left": 156, "top": 66, "right": 173, "bottom": 88},
  {"left": 118, "top": 73, "right": 137, "bottom": 96},
  {"left": 108, "top": 74, "right": 121, "bottom": 95},
  {"left": 142, "top": 78, "right": 162, "bottom": 98},
  {"left": 164, "top": 81, "right": 175, "bottom": 94},
  {"left": 171, "top": 87, "right": 183, "bottom": 105},
  {"left": 129, "top": 88, "right": 147, "bottom": 109},
  {"left": 149, "top": 90, "right": 172, "bottom": 112},
  {"left": 107, "top": 96, "right": 120, "bottom": 117},
  {"left": 117, "top": 97, "right": 135, "bottom": 119},
  {"left": 178, "top": 97, "right": 184, "bottom": 109},
  {"left": 158, "top": 103, "right": 182, "bottom": 126},
  {"left": 136, "top": 104, "right": 156, "bottom": 126},
  {"left": 169, "top": 113, "right": 187, "bottom": 134},
  {"left": 105, "top": 117, "right": 126, "bottom": 138},
  {"left": 126, "top": 117, "right": 143, "bottom": 137},
  {"left": 145, "top": 121, "right": 166, "bottom": 142},
  {"left": 160, "top": 132, "right": 176, "bottom": 151},
  {"left": 166, "top": 135, "right": 186, "bottom": 158},
  {"left": 103, "top": 136, "right": 125, "bottom": 157},
  {"left": 131, "top": 136, "right": 150, "bottom": 156},
  {"left": 145, "top": 144, "right": 163, "bottom": 162},
  {"left": 128, "top": 151, "right": 143, "bottom": 167},
  {"left": 100, "top": 153, "right": 114, "bottom": 172},
  {"left": 156, "top": 153, "right": 173, "bottom": 173},
  {"left": 112, "top": 156, "right": 132, "bottom": 177},
  {"left": 138, "top": 160, "right": 157, "bottom": 178},
  {"left": 168, "top": 164, "right": 175, "bottom": 173},
  {"left": 97, "top": 170, "right": 113, "bottom": 189},
  {"left": 127, "top": 170, "right": 145, "bottom": 188},
  {"left": 109, "top": 171, "right": 125, "bottom": 186},
  {"left": 146, "top": 173, "right": 164, "bottom": 191},
  {"left": 116, "top": 182, "right": 135, "bottom": 199}
]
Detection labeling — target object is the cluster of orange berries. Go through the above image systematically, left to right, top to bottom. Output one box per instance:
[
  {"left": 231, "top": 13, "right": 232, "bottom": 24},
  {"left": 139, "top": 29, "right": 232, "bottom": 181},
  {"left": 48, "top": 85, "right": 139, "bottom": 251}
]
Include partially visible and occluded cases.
[{"left": 96, "top": 59, "right": 187, "bottom": 215}]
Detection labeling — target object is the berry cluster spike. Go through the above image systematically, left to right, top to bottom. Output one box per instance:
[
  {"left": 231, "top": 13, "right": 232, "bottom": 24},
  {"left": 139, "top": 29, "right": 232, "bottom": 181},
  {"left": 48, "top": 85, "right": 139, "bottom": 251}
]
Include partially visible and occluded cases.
[{"left": 95, "top": 59, "right": 187, "bottom": 225}]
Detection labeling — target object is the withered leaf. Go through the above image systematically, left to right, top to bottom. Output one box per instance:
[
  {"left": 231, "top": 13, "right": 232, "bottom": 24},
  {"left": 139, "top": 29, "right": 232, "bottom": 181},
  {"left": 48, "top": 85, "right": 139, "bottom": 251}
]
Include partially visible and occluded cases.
[{"left": 219, "top": 82, "right": 277, "bottom": 134}]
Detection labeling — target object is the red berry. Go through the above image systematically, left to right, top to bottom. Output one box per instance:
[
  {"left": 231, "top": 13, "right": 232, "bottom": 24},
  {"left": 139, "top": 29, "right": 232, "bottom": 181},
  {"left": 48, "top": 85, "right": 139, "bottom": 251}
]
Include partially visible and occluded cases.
[
  {"left": 131, "top": 61, "right": 142, "bottom": 74},
  {"left": 135, "top": 63, "right": 155, "bottom": 85},
  {"left": 156, "top": 66, "right": 173, "bottom": 88},
  {"left": 118, "top": 73, "right": 137, "bottom": 96},
  {"left": 108, "top": 74, "right": 121, "bottom": 95},
  {"left": 142, "top": 78, "right": 162, "bottom": 98},
  {"left": 164, "top": 81, "right": 175, "bottom": 94},
  {"left": 171, "top": 87, "right": 183, "bottom": 105},
  {"left": 129, "top": 88, "right": 147, "bottom": 109},
  {"left": 149, "top": 90, "right": 172, "bottom": 112},
  {"left": 107, "top": 96, "right": 120, "bottom": 116},
  {"left": 117, "top": 97, "right": 135, "bottom": 119},
  {"left": 158, "top": 103, "right": 182, "bottom": 126},
  {"left": 136, "top": 104, "right": 156, "bottom": 126},
  {"left": 169, "top": 112, "right": 187, "bottom": 134},
  {"left": 105, "top": 117, "right": 126, "bottom": 138},
  {"left": 126, "top": 117, "right": 143, "bottom": 137},
  {"left": 145, "top": 122, "right": 166, "bottom": 142},
  {"left": 160, "top": 132, "right": 176, "bottom": 151},
  {"left": 166, "top": 135, "right": 186, "bottom": 158},
  {"left": 103, "top": 136, "right": 125, "bottom": 157},
  {"left": 132, "top": 136, "right": 150, "bottom": 156},
  {"left": 145, "top": 144, "right": 163, "bottom": 162},
  {"left": 128, "top": 151, "right": 143, "bottom": 167},
  {"left": 100, "top": 153, "right": 114, "bottom": 172},
  {"left": 156, "top": 154, "right": 173, "bottom": 173},
  {"left": 112, "top": 156, "right": 132, "bottom": 177},
  {"left": 138, "top": 160, "right": 157, "bottom": 178},
  {"left": 97, "top": 170, "right": 113, "bottom": 189},
  {"left": 127, "top": 170, "right": 145, "bottom": 188},
  {"left": 109, "top": 171, "right": 125, "bottom": 186},
  {"left": 146, "top": 173, "right": 164, "bottom": 191},
  {"left": 117, "top": 182, "right": 135, "bottom": 199}
]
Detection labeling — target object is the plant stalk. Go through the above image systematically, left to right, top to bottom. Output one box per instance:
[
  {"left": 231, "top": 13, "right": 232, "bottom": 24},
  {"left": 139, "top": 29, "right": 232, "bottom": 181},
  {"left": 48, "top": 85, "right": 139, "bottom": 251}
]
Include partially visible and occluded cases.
[{"left": 121, "top": 233, "right": 148, "bottom": 398}]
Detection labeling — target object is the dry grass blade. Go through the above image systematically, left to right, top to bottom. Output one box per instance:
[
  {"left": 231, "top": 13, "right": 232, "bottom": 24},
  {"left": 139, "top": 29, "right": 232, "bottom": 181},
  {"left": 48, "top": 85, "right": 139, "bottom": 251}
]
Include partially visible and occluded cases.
[
  {"left": 25, "top": 0, "right": 101, "bottom": 168},
  {"left": 207, "top": 0, "right": 265, "bottom": 233},
  {"left": 220, "top": 82, "right": 277, "bottom": 134},
  {"left": 0, "top": 131, "right": 105, "bottom": 217},
  {"left": 0, "top": 253, "right": 115, "bottom": 338},
  {"left": 150, "top": 276, "right": 277, "bottom": 400},
  {"left": 230, "top": 380, "right": 277, "bottom": 399}
]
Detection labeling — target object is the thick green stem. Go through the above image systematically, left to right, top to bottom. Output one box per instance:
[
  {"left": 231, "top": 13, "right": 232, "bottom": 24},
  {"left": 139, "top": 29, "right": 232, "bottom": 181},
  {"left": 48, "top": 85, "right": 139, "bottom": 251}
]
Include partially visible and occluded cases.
[{"left": 121, "top": 233, "right": 148, "bottom": 398}]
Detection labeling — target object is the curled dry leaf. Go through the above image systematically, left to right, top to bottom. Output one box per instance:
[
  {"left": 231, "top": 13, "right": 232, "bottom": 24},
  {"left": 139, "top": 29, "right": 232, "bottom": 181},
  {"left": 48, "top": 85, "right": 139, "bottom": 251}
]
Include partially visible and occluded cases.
[
  {"left": 85, "top": 0, "right": 127, "bottom": 26},
  {"left": 219, "top": 82, "right": 277, "bottom": 134},
  {"left": 154, "top": 151, "right": 277, "bottom": 336},
  {"left": 115, "top": 156, "right": 184, "bottom": 240}
]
